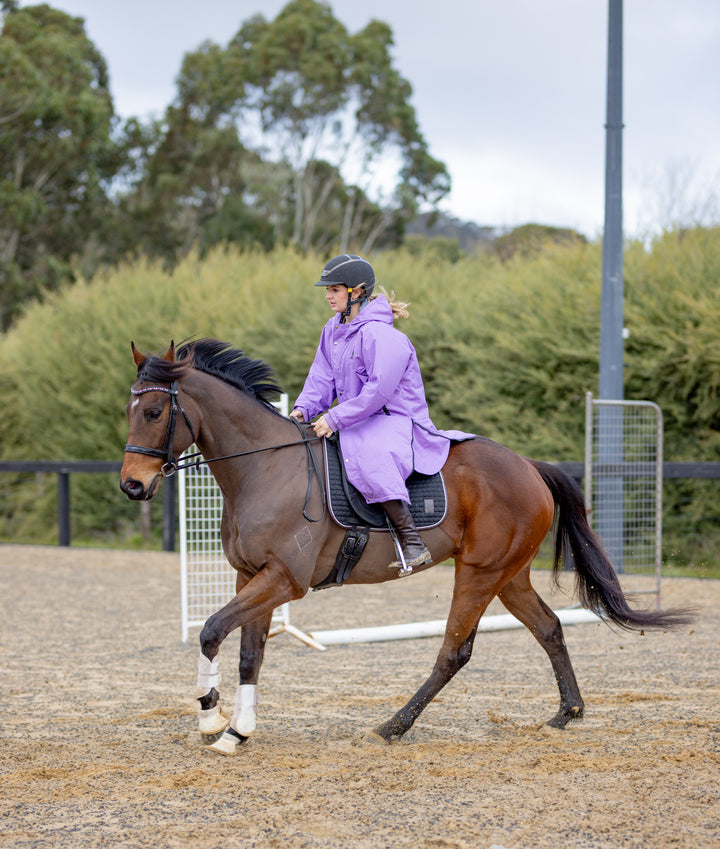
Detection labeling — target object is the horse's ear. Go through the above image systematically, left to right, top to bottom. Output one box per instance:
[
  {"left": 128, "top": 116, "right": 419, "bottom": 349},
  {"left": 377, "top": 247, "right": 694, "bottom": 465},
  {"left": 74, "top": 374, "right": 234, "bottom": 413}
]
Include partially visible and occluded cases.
[
  {"left": 131, "top": 341, "right": 146, "bottom": 368},
  {"left": 162, "top": 341, "right": 176, "bottom": 362}
]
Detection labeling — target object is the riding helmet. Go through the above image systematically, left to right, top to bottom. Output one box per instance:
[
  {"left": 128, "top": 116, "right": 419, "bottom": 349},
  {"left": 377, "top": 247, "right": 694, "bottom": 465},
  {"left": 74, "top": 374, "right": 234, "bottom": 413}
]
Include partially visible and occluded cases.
[{"left": 315, "top": 254, "right": 375, "bottom": 298}]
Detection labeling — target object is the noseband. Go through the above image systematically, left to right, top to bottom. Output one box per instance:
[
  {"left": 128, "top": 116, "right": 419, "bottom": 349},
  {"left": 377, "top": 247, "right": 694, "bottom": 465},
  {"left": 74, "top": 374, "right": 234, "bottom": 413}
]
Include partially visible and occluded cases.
[{"left": 124, "top": 381, "right": 197, "bottom": 475}]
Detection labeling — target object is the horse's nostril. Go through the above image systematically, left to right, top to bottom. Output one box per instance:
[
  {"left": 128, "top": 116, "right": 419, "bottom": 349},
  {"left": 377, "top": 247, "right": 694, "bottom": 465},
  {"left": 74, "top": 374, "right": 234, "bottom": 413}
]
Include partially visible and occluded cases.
[{"left": 120, "top": 478, "right": 144, "bottom": 500}]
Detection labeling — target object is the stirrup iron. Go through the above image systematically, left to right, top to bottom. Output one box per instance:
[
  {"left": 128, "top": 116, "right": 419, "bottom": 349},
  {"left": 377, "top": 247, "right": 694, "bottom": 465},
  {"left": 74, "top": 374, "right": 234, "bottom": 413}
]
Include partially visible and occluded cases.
[{"left": 386, "top": 523, "right": 413, "bottom": 577}]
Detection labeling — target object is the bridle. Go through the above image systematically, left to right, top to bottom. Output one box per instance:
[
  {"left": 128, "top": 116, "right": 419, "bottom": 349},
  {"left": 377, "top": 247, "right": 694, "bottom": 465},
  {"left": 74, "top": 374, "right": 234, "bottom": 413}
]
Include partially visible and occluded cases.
[
  {"left": 123, "top": 381, "right": 326, "bottom": 521},
  {"left": 124, "top": 382, "right": 197, "bottom": 475}
]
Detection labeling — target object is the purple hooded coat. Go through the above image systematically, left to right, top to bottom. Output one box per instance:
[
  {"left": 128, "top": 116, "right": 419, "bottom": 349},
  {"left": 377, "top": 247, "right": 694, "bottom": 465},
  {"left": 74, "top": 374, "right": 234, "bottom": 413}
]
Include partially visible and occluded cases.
[{"left": 293, "top": 296, "right": 474, "bottom": 504}]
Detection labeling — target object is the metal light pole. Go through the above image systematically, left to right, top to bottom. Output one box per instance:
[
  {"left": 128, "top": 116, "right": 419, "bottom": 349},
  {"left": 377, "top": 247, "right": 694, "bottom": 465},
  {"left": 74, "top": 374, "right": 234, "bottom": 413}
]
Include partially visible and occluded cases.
[
  {"left": 597, "top": 0, "right": 625, "bottom": 569},
  {"left": 600, "top": 0, "right": 624, "bottom": 398}
]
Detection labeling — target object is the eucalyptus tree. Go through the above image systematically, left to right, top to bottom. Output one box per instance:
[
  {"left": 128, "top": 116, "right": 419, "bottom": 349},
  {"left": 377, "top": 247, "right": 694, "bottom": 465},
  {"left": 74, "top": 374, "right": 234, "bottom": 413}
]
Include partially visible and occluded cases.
[
  {"left": 174, "top": 0, "right": 450, "bottom": 253},
  {"left": 0, "top": 4, "right": 116, "bottom": 330},
  {"left": 111, "top": 106, "right": 274, "bottom": 267}
]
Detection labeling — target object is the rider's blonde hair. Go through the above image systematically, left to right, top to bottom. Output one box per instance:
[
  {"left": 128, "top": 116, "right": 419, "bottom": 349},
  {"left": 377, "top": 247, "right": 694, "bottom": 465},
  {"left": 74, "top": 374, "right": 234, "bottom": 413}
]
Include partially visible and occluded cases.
[{"left": 369, "top": 285, "right": 410, "bottom": 320}]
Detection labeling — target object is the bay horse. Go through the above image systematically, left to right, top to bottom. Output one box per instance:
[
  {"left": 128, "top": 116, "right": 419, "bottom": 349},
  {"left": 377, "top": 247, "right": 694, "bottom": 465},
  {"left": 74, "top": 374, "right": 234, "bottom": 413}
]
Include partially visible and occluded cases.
[{"left": 120, "top": 339, "right": 692, "bottom": 755}]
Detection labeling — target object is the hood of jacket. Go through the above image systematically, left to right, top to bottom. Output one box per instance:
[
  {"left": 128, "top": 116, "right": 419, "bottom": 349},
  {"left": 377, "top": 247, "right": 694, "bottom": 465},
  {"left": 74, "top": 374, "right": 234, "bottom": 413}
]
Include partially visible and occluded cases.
[{"left": 335, "top": 294, "right": 393, "bottom": 336}]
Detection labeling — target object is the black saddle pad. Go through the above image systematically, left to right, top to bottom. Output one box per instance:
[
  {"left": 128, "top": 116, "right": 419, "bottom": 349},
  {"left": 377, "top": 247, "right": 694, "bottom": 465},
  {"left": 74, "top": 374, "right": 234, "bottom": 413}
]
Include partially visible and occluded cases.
[{"left": 323, "top": 436, "right": 447, "bottom": 530}]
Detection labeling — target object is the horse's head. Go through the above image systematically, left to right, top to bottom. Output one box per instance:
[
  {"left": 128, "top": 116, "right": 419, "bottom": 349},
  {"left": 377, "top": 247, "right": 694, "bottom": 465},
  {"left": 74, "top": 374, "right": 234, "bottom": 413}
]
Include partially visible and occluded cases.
[{"left": 120, "top": 341, "right": 196, "bottom": 501}]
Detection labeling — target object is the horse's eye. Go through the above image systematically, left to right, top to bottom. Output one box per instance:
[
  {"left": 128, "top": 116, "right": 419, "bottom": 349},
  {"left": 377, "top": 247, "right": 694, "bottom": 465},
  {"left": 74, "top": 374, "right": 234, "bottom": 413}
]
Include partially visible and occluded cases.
[{"left": 145, "top": 408, "right": 162, "bottom": 423}]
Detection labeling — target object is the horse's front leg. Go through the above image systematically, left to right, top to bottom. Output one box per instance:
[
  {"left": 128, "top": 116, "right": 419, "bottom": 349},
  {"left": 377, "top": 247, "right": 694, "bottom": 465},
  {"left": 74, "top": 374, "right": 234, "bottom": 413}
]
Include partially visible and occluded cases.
[
  {"left": 195, "top": 559, "right": 304, "bottom": 750},
  {"left": 205, "top": 612, "right": 273, "bottom": 755}
]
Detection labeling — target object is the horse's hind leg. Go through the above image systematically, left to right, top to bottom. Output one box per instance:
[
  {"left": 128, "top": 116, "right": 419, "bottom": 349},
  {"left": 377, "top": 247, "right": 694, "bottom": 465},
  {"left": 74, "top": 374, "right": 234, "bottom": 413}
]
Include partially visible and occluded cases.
[
  {"left": 372, "top": 559, "right": 499, "bottom": 743},
  {"left": 498, "top": 567, "right": 584, "bottom": 728},
  {"left": 372, "top": 627, "right": 479, "bottom": 744}
]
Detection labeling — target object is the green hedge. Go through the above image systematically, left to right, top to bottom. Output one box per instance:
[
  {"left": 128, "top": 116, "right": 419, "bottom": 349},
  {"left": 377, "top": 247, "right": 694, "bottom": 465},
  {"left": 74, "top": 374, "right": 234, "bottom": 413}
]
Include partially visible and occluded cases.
[{"left": 1, "top": 231, "right": 719, "bottom": 569}]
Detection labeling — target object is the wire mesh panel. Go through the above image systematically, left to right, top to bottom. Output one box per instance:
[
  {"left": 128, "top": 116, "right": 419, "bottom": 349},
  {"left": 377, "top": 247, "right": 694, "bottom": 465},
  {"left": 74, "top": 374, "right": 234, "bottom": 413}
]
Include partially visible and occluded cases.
[
  {"left": 584, "top": 393, "right": 663, "bottom": 605},
  {"left": 179, "top": 395, "right": 288, "bottom": 641},
  {"left": 179, "top": 457, "right": 233, "bottom": 641}
]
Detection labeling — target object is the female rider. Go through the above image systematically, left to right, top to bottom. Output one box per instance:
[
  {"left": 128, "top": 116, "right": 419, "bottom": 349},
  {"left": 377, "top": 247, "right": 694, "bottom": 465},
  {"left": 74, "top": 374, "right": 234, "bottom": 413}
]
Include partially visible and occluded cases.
[{"left": 289, "top": 254, "right": 474, "bottom": 572}]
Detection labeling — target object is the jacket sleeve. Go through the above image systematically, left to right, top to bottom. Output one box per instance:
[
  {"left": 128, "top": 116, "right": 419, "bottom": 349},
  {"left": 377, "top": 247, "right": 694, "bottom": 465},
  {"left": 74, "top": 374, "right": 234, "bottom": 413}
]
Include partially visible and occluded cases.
[
  {"left": 325, "top": 325, "right": 411, "bottom": 431},
  {"left": 293, "top": 328, "right": 337, "bottom": 420}
]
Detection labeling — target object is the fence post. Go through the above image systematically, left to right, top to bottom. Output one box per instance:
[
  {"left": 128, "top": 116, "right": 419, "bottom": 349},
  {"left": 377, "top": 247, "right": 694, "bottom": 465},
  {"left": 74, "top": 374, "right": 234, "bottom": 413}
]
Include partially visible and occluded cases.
[
  {"left": 57, "top": 471, "right": 71, "bottom": 546},
  {"left": 163, "top": 474, "right": 176, "bottom": 552}
]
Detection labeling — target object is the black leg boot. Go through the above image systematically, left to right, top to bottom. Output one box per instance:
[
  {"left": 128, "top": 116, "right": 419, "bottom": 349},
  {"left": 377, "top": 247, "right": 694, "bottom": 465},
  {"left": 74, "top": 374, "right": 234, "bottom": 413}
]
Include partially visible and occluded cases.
[{"left": 382, "top": 500, "right": 432, "bottom": 571}]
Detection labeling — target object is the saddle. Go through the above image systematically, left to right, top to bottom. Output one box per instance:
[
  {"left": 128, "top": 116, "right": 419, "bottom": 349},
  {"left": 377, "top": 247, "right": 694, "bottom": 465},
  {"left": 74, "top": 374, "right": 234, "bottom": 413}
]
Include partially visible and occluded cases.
[
  {"left": 323, "top": 434, "right": 447, "bottom": 530},
  {"left": 312, "top": 436, "right": 447, "bottom": 591}
]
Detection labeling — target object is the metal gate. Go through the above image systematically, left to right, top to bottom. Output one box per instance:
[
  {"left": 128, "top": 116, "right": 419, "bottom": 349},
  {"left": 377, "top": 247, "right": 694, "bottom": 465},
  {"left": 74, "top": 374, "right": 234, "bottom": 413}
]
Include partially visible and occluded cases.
[
  {"left": 584, "top": 392, "right": 663, "bottom": 606},
  {"left": 178, "top": 449, "right": 231, "bottom": 642}
]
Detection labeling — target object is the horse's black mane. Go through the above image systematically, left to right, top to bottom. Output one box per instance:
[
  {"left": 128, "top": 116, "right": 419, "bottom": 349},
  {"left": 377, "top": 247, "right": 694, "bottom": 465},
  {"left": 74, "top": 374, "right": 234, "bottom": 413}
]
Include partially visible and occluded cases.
[{"left": 137, "top": 338, "right": 285, "bottom": 411}]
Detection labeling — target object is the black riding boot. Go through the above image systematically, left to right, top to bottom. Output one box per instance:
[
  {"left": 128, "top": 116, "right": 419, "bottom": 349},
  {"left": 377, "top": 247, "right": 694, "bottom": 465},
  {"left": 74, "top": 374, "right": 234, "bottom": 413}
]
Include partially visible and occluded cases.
[{"left": 382, "top": 500, "right": 432, "bottom": 570}]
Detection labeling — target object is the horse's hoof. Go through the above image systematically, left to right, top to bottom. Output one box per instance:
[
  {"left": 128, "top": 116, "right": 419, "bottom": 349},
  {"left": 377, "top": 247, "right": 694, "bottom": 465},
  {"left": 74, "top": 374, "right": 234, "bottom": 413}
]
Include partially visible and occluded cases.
[
  {"left": 547, "top": 705, "right": 584, "bottom": 729},
  {"left": 371, "top": 720, "right": 406, "bottom": 743},
  {"left": 200, "top": 728, "right": 227, "bottom": 745},
  {"left": 205, "top": 728, "right": 248, "bottom": 756},
  {"left": 359, "top": 730, "right": 391, "bottom": 747}
]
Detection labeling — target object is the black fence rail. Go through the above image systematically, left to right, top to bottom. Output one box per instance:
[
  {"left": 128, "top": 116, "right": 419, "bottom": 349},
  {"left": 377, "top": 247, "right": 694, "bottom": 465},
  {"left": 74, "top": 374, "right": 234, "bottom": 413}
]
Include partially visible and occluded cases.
[
  {"left": 0, "top": 460, "right": 718, "bottom": 551},
  {"left": 0, "top": 461, "right": 176, "bottom": 551},
  {"left": 556, "top": 461, "right": 720, "bottom": 482}
]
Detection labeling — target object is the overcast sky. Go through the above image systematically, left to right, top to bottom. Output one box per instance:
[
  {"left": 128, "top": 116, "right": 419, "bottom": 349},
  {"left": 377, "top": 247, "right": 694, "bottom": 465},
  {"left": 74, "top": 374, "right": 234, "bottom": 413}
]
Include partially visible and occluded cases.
[{"left": 24, "top": 0, "right": 720, "bottom": 238}]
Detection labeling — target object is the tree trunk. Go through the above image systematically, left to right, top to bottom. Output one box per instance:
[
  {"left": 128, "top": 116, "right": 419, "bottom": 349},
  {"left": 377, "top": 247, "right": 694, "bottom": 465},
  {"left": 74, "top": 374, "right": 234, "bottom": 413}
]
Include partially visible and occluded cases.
[
  {"left": 301, "top": 167, "right": 338, "bottom": 251},
  {"left": 292, "top": 168, "right": 305, "bottom": 245},
  {"left": 339, "top": 188, "right": 357, "bottom": 253},
  {"left": 362, "top": 210, "right": 392, "bottom": 255}
]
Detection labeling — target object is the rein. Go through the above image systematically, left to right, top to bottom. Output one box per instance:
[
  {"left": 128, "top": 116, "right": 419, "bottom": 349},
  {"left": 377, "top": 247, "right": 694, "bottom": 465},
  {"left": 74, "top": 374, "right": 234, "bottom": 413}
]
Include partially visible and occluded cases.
[
  {"left": 124, "top": 383, "right": 326, "bottom": 522},
  {"left": 176, "top": 437, "right": 323, "bottom": 472}
]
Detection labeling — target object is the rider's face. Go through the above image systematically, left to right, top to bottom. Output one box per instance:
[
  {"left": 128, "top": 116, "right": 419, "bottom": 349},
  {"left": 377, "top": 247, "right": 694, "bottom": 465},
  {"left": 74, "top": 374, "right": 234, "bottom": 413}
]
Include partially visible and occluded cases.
[{"left": 325, "top": 284, "right": 350, "bottom": 314}]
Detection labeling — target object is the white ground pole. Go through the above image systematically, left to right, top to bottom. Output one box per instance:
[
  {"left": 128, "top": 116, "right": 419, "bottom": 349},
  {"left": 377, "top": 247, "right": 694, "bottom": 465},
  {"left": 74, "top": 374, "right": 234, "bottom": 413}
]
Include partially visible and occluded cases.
[
  {"left": 179, "top": 393, "right": 600, "bottom": 648},
  {"left": 267, "top": 602, "right": 327, "bottom": 651},
  {"left": 308, "top": 607, "right": 601, "bottom": 647}
]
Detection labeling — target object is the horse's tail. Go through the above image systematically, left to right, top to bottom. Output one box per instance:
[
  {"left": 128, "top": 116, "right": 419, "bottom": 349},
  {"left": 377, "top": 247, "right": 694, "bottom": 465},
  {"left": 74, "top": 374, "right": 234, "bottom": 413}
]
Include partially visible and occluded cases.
[{"left": 530, "top": 459, "right": 695, "bottom": 632}]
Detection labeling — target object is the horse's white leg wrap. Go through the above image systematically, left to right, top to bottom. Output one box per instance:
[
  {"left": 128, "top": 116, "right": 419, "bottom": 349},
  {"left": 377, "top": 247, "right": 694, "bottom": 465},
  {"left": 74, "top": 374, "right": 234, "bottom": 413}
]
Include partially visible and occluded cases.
[
  {"left": 195, "top": 653, "right": 220, "bottom": 698},
  {"left": 196, "top": 654, "right": 229, "bottom": 735},
  {"left": 230, "top": 684, "right": 259, "bottom": 736},
  {"left": 207, "top": 685, "right": 259, "bottom": 755},
  {"left": 198, "top": 703, "right": 230, "bottom": 735}
]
